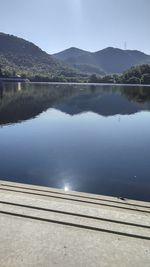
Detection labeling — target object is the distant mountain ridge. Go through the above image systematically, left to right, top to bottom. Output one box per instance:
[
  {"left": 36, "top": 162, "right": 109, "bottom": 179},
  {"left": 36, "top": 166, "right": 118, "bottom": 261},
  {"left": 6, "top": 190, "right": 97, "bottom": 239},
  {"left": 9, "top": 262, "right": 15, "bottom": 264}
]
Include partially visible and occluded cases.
[
  {"left": 0, "top": 32, "right": 150, "bottom": 79},
  {"left": 0, "top": 33, "right": 78, "bottom": 79},
  {"left": 54, "top": 47, "right": 150, "bottom": 74}
]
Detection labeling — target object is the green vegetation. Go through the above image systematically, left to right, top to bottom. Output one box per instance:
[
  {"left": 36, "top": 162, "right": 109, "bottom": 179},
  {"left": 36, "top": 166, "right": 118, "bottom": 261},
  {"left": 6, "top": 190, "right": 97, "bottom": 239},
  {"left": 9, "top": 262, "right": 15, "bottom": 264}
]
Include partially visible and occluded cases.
[
  {"left": 0, "top": 33, "right": 88, "bottom": 82},
  {"left": 0, "top": 33, "right": 150, "bottom": 84},
  {"left": 88, "top": 64, "right": 150, "bottom": 85},
  {"left": 119, "top": 64, "right": 150, "bottom": 84},
  {"left": 89, "top": 74, "right": 114, "bottom": 83}
]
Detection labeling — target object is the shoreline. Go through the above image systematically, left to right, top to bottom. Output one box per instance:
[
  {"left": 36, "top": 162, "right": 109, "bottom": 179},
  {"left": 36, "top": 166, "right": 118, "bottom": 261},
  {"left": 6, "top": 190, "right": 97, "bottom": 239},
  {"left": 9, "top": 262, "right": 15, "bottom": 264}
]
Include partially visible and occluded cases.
[
  {"left": 0, "top": 78, "right": 29, "bottom": 82},
  {"left": 0, "top": 79, "right": 150, "bottom": 86}
]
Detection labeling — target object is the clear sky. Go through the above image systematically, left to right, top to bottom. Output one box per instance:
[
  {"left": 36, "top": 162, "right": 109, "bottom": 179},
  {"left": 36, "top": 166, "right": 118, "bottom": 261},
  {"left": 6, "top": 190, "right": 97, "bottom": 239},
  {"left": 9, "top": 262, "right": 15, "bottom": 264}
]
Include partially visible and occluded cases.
[{"left": 0, "top": 0, "right": 150, "bottom": 54}]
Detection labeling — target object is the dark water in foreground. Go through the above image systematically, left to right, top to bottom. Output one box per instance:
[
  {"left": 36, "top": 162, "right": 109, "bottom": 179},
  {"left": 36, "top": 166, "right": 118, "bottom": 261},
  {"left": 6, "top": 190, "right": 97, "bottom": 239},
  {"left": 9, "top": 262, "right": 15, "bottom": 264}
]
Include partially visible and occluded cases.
[{"left": 0, "top": 82, "right": 150, "bottom": 201}]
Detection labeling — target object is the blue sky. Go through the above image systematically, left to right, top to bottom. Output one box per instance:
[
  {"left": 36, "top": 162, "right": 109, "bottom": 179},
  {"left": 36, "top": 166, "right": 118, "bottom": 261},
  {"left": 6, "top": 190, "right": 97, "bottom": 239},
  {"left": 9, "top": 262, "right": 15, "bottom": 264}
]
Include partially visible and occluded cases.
[{"left": 0, "top": 0, "right": 150, "bottom": 54}]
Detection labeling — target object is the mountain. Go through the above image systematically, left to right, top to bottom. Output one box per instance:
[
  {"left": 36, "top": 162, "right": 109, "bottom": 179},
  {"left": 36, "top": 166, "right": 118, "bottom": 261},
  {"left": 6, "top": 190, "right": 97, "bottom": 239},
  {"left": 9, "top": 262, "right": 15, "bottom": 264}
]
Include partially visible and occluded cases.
[
  {"left": 1, "top": 32, "right": 149, "bottom": 79},
  {"left": 0, "top": 33, "right": 78, "bottom": 80},
  {"left": 54, "top": 47, "right": 150, "bottom": 74},
  {"left": 54, "top": 47, "right": 105, "bottom": 75}
]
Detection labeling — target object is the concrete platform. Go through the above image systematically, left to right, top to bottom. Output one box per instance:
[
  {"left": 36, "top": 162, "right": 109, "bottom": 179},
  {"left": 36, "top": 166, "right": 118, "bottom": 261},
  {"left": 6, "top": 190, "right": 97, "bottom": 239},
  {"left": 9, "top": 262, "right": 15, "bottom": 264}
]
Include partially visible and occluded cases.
[{"left": 0, "top": 180, "right": 150, "bottom": 267}]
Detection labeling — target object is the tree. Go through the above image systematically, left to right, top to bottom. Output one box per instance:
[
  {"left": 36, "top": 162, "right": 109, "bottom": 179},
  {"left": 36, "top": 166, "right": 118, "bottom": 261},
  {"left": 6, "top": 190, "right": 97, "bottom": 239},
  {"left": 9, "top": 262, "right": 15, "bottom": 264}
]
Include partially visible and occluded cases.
[
  {"left": 0, "top": 68, "right": 3, "bottom": 77},
  {"left": 12, "top": 70, "right": 16, "bottom": 77},
  {"left": 141, "top": 73, "right": 150, "bottom": 84},
  {"left": 89, "top": 74, "right": 98, "bottom": 83},
  {"left": 100, "top": 75, "right": 114, "bottom": 83},
  {"left": 126, "top": 76, "right": 141, "bottom": 84}
]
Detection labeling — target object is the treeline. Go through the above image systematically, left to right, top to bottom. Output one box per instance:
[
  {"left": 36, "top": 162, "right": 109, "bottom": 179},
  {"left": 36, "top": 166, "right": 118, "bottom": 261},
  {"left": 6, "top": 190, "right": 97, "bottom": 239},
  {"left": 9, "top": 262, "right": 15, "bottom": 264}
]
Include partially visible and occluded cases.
[
  {"left": 1, "top": 63, "right": 150, "bottom": 84},
  {"left": 89, "top": 64, "right": 150, "bottom": 85},
  {"left": 0, "top": 66, "right": 88, "bottom": 83},
  {"left": 0, "top": 67, "right": 17, "bottom": 78}
]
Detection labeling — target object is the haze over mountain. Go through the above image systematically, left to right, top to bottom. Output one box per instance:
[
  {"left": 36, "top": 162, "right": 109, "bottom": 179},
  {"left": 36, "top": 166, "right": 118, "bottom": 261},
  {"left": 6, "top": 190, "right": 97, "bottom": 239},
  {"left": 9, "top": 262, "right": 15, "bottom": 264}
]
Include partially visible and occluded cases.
[
  {"left": 0, "top": 33, "right": 78, "bottom": 79},
  {"left": 54, "top": 47, "right": 150, "bottom": 74}
]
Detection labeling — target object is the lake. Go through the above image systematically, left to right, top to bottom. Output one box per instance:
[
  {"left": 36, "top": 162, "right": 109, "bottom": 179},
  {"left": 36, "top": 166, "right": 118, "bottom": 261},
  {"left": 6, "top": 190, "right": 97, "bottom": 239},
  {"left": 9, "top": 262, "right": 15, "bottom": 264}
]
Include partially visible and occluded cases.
[{"left": 0, "top": 82, "right": 150, "bottom": 201}]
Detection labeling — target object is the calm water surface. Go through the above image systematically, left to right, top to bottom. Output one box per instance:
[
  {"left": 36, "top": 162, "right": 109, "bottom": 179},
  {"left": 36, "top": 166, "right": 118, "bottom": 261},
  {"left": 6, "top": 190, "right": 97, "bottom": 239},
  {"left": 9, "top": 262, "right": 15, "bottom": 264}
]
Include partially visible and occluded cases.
[{"left": 0, "top": 82, "right": 150, "bottom": 201}]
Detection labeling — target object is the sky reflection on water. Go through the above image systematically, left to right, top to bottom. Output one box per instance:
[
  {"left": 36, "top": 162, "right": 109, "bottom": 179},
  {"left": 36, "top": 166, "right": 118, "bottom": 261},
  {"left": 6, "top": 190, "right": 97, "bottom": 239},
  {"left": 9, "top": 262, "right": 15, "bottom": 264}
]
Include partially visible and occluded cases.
[{"left": 0, "top": 83, "right": 150, "bottom": 201}]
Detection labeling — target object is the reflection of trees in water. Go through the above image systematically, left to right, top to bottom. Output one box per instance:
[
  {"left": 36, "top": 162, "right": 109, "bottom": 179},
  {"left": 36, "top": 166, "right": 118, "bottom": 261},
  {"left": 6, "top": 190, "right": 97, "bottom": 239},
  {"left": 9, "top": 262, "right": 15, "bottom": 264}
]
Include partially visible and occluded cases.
[
  {"left": 0, "top": 82, "right": 23, "bottom": 102},
  {"left": 0, "top": 83, "right": 150, "bottom": 126},
  {"left": 0, "top": 83, "right": 4, "bottom": 99},
  {"left": 0, "top": 83, "right": 89, "bottom": 125},
  {"left": 0, "top": 83, "right": 83, "bottom": 124},
  {"left": 0, "top": 83, "right": 120, "bottom": 109},
  {"left": 122, "top": 86, "right": 150, "bottom": 103}
]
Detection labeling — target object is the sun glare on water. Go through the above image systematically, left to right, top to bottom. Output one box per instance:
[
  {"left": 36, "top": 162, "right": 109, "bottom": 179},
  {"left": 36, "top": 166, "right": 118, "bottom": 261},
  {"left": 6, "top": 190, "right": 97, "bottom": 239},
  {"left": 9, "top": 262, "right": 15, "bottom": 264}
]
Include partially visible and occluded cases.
[{"left": 64, "top": 185, "right": 70, "bottom": 192}]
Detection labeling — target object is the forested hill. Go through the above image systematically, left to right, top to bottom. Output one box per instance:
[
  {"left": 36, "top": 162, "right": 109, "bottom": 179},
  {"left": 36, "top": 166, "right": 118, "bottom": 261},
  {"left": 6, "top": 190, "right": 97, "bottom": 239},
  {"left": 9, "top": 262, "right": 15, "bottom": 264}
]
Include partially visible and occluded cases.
[
  {"left": 0, "top": 33, "right": 81, "bottom": 81},
  {"left": 1, "top": 33, "right": 150, "bottom": 82},
  {"left": 54, "top": 47, "right": 150, "bottom": 74}
]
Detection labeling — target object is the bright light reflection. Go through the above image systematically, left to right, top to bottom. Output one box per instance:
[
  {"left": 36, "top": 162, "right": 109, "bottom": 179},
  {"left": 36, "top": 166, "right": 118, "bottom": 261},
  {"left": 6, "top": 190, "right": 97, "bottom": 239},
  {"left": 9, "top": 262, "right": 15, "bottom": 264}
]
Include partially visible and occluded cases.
[
  {"left": 17, "top": 82, "right": 22, "bottom": 91},
  {"left": 64, "top": 185, "right": 69, "bottom": 192}
]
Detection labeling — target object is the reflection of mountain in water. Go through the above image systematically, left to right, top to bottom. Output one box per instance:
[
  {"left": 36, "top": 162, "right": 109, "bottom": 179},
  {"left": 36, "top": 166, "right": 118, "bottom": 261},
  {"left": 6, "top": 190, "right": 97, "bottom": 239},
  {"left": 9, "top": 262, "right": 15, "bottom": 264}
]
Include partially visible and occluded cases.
[
  {"left": 0, "top": 83, "right": 150, "bottom": 126},
  {"left": 0, "top": 83, "right": 76, "bottom": 125},
  {"left": 54, "top": 92, "right": 150, "bottom": 116}
]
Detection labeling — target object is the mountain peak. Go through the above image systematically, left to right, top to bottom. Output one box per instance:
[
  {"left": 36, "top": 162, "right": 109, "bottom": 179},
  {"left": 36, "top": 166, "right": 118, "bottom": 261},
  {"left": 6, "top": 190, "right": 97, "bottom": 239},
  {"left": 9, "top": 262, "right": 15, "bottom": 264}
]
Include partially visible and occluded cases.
[
  {"left": 0, "top": 32, "right": 76, "bottom": 79},
  {"left": 54, "top": 46, "right": 150, "bottom": 74},
  {"left": 54, "top": 47, "right": 90, "bottom": 61}
]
